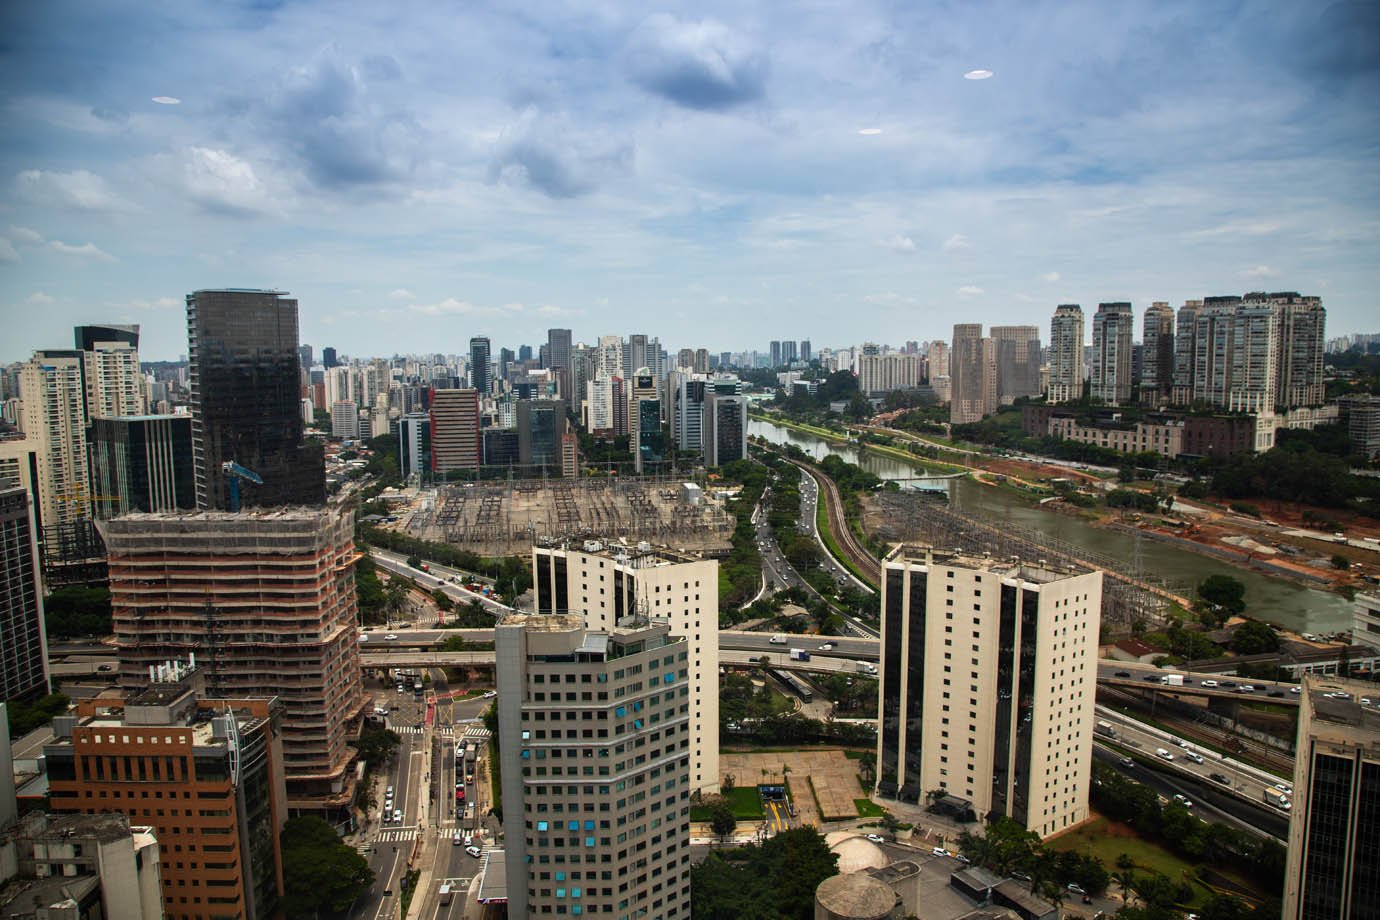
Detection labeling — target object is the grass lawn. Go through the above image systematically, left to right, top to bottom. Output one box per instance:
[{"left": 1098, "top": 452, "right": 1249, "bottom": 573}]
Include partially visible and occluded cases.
[
  {"left": 725, "top": 786, "right": 766, "bottom": 818},
  {"left": 854, "top": 798, "right": 886, "bottom": 817},
  {"left": 1048, "top": 816, "right": 1253, "bottom": 908}
]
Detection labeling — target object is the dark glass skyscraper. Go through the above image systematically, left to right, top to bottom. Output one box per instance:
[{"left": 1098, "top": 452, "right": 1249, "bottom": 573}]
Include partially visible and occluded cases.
[
  {"left": 186, "top": 289, "right": 325, "bottom": 510},
  {"left": 469, "top": 336, "right": 491, "bottom": 396}
]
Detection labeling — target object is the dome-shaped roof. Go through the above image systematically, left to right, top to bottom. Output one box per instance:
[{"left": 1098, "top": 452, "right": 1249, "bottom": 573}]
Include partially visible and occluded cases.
[
  {"left": 827, "top": 834, "right": 888, "bottom": 874},
  {"left": 815, "top": 872, "right": 899, "bottom": 920}
]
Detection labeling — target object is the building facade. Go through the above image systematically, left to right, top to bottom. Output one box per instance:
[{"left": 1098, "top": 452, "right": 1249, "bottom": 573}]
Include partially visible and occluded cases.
[
  {"left": 186, "top": 289, "right": 325, "bottom": 510},
  {"left": 1090, "top": 302, "right": 1134, "bottom": 405},
  {"left": 1140, "top": 302, "right": 1175, "bottom": 405},
  {"left": 1046, "top": 305, "right": 1085, "bottom": 405},
  {"left": 75, "top": 324, "right": 145, "bottom": 420},
  {"left": 950, "top": 325, "right": 996, "bottom": 425},
  {"left": 990, "top": 326, "right": 1042, "bottom": 403},
  {"left": 469, "top": 337, "right": 492, "bottom": 396},
  {"left": 19, "top": 349, "right": 93, "bottom": 549},
  {"left": 858, "top": 354, "right": 920, "bottom": 396},
  {"left": 430, "top": 388, "right": 481, "bottom": 473},
  {"left": 703, "top": 389, "right": 747, "bottom": 467},
  {"left": 517, "top": 399, "right": 568, "bottom": 473},
  {"left": 397, "top": 412, "right": 432, "bottom": 479},
  {"left": 88, "top": 415, "right": 195, "bottom": 518},
  {"left": 0, "top": 486, "right": 49, "bottom": 702},
  {"left": 101, "top": 505, "right": 365, "bottom": 815},
  {"left": 531, "top": 543, "right": 720, "bottom": 793},
  {"left": 875, "top": 547, "right": 1102, "bottom": 838},
  {"left": 495, "top": 613, "right": 693, "bottom": 920},
  {"left": 1283, "top": 676, "right": 1380, "bottom": 920}
]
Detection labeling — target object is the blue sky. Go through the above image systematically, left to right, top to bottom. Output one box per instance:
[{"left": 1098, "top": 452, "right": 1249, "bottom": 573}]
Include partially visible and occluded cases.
[{"left": 1, "top": 0, "right": 1377, "bottom": 362}]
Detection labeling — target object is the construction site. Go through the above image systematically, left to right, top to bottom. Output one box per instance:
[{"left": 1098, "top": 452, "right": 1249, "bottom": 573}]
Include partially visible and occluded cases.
[
  {"left": 403, "top": 474, "right": 736, "bottom": 555},
  {"left": 868, "top": 490, "right": 1180, "bottom": 633}
]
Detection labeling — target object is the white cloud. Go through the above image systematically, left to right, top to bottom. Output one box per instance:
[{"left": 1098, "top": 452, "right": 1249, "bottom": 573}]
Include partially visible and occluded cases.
[
  {"left": 182, "top": 147, "right": 274, "bottom": 215},
  {"left": 14, "top": 169, "right": 129, "bottom": 211},
  {"left": 8, "top": 226, "right": 44, "bottom": 245},
  {"left": 942, "top": 233, "right": 972, "bottom": 253},
  {"left": 879, "top": 235, "right": 916, "bottom": 253},
  {"left": 0, "top": 239, "right": 18, "bottom": 264},
  {"left": 48, "top": 240, "right": 116, "bottom": 262},
  {"left": 1237, "top": 264, "right": 1279, "bottom": 279},
  {"left": 1041, "top": 271, "right": 1061, "bottom": 282},
  {"left": 957, "top": 285, "right": 984, "bottom": 296},
  {"left": 388, "top": 288, "right": 414, "bottom": 301},
  {"left": 26, "top": 291, "right": 53, "bottom": 304},
  {"left": 127, "top": 297, "right": 180, "bottom": 311},
  {"left": 410, "top": 298, "right": 478, "bottom": 316}
]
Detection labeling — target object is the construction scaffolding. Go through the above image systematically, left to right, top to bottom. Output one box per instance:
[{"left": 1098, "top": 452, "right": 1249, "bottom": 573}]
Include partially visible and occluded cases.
[
  {"left": 407, "top": 473, "right": 735, "bottom": 555},
  {"left": 872, "top": 491, "right": 1179, "bottom": 631}
]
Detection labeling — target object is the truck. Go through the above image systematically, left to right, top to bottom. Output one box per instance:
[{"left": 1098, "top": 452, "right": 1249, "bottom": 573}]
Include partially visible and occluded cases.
[
  {"left": 769, "top": 634, "right": 788, "bottom": 645},
  {"left": 789, "top": 648, "right": 811, "bottom": 662},
  {"left": 858, "top": 661, "right": 878, "bottom": 675},
  {"left": 1161, "top": 673, "right": 1184, "bottom": 687},
  {"left": 1094, "top": 720, "right": 1117, "bottom": 739},
  {"left": 1263, "top": 788, "right": 1291, "bottom": 811},
  {"left": 438, "top": 883, "right": 452, "bottom": 905}
]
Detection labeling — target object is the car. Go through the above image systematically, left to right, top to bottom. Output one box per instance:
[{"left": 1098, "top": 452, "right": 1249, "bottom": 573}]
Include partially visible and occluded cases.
[
  {"left": 358, "top": 633, "right": 368, "bottom": 642},
  {"left": 385, "top": 634, "right": 398, "bottom": 641},
  {"left": 818, "top": 643, "right": 834, "bottom": 651},
  {"left": 97, "top": 664, "right": 113, "bottom": 672},
  {"left": 1114, "top": 670, "right": 1130, "bottom": 677},
  {"left": 1142, "top": 675, "right": 1160, "bottom": 682},
  {"left": 1201, "top": 679, "right": 1219, "bottom": 688},
  {"left": 1220, "top": 680, "right": 1238, "bottom": 688},
  {"left": 1240, "top": 684, "right": 1256, "bottom": 692},
  {"left": 1290, "top": 686, "right": 1302, "bottom": 694},
  {"left": 483, "top": 690, "right": 498, "bottom": 699},
  {"left": 1268, "top": 690, "right": 1285, "bottom": 697},
  {"left": 1175, "top": 738, "right": 1189, "bottom": 748},
  {"left": 1156, "top": 748, "right": 1174, "bottom": 761},
  {"left": 1185, "top": 752, "right": 1204, "bottom": 764},
  {"left": 1119, "top": 757, "right": 1135, "bottom": 769},
  {"left": 1210, "top": 772, "right": 1230, "bottom": 785},
  {"left": 466, "top": 773, "right": 475, "bottom": 783},
  {"left": 1274, "top": 783, "right": 1292, "bottom": 793},
  {"left": 386, "top": 785, "right": 395, "bottom": 797},
  {"left": 1172, "top": 794, "right": 1193, "bottom": 808},
  {"left": 392, "top": 808, "right": 403, "bottom": 823},
  {"left": 453, "top": 832, "right": 463, "bottom": 846},
  {"left": 865, "top": 834, "right": 884, "bottom": 842},
  {"left": 465, "top": 845, "right": 483, "bottom": 858},
  {"left": 931, "top": 847, "right": 951, "bottom": 857},
  {"left": 955, "top": 854, "right": 971, "bottom": 864},
  {"left": 1011, "top": 872, "right": 1032, "bottom": 882},
  {"left": 1067, "top": 883, "right": 1086, "bottom": 895}
]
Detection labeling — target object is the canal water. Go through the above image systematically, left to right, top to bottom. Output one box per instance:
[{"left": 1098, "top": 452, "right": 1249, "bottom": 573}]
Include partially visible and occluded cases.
[{"left": 748, "top": 418, "right": 1353, "bottom": 634}]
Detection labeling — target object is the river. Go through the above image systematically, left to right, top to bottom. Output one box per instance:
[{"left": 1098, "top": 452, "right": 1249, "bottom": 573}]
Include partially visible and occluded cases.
[{"left": 748, "top": 417, "right": 1353, "bottom": 634}]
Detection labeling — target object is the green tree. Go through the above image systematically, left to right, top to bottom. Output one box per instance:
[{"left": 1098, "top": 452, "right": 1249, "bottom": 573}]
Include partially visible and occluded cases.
[
  {"left": 355, "top": 553, "right": 387, "bottom": 624},
  {"left": 1197, "top": 575, "right": 1246, "bottom": 615},
  {"left": 43, "top": 586, "right": 113, "bottom": 637},
  {"left": 432, "top": 587, "right": 455, "bottom": 612},
  {"left": 1231, "top": 619, "right": 1281, "bottom": 655},
  {"left": 440, "top": 635, "right": 468, "bottom": 652},
  {"left": 5, "top": 693, "right": 70, "bottom": 737},
  {"left": 350, "top": 727, "right": 400, "bottom": 768},
  {"left": 709, "top": 803, "right": 736, "bottom": 842},
  {"left": 280, "top": 817, "right": 374, "bottom": 917}
]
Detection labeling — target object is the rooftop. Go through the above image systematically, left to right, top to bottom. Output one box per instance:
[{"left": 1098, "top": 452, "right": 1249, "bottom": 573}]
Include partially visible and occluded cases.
[
  {"left": 886, "top": 545, "right": 1091, "bottom": 584},
  {"left": 1305, "top": 674, "right": 1380, "bottom": 736}
]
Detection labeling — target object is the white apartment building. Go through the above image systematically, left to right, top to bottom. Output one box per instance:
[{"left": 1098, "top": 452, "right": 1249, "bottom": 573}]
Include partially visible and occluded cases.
[
  {"left": 1091, "top": 302, "right": 1134, "bottom": 405},
  {"left": 1046, "top": 305, "right": 1085, "bottom": 404},
  {"left": 19, "top": 350, "right": 91, "bottom": 530},
  {"left": 859, "top": 353, "right": 920, "bottom": 396},
  {"left": 532, "top": 542, "right": 720, "bottom": 793},
  {"left": 875, "top": 546, "right": 1102, "bottom": 839}
]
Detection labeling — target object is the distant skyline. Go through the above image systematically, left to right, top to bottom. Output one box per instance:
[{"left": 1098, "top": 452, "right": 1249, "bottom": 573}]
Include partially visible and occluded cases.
[{"left": 2, "top": 1, "right": 1377, "bottom": 362}]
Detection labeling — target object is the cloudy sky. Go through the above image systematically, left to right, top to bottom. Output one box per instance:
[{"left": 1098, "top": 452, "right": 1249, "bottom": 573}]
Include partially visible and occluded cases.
[{"left": 1, "top": 1, "right": 1376, "bottom": 362}]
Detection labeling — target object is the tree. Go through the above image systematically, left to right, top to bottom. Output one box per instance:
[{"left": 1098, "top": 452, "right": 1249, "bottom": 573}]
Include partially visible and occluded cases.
[
  {"left": 1331, "top": 553, "right": 1351, "bottom": 570},
  {"left": 1197, "top": 575, "right": 1246, "bottom": 615},
  {"left": 43, "top": 586, "right": 112, "bottom": 637},
  {"left": 432, "top": 587, "right": 455, "bottom": 612},
  {"left": 1230, "top": 619, "right": 1280, "bottom": 655},
  {"left": 440, "top": 635, "right": 468, "bottom": 652},
  {"left": 5, "top": 693, "right": 70, "bottom": 737},
  {"left": 350, "top": 727, "right": 400, "bottom": 768},
  {"left": 722, "top": 773, "right": 736, "bottom": 794},
  {"left": 709, "top": 803, "right": 736, "bottom": 842},
  {"left": 280, "top": 817, "right": 374, "bottom": 917}
]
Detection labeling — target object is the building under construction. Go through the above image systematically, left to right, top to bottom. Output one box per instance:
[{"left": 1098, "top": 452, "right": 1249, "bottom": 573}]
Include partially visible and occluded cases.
[
  {"left": 407, "top": 474, "right": 734, "bottom": 555},
  {"left": 99, "top": 503, "right": 367, "bottom": 819}
]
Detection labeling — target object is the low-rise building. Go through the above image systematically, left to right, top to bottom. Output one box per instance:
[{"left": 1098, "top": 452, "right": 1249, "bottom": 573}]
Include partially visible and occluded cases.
[{"left": 0, "top": 812, "right": 162, "bottom": 920}]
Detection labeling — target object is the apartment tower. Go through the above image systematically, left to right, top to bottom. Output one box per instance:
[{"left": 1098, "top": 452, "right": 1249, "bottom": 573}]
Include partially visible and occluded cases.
[
  {"left": 186, "top": 289, "right": 325, "bottom": 510},
  {"left": 1171, "top": 300, "right": 1203, "bottom": 405},
  {"left": 1090, "top": 302, "right": 1134, "bottom": 405},
  {"left": 1140, "top": 302, "right": 1175, "bottom": 405},
  {"left": 1046, "top": 305, "right": 1085, "bottom": 404},
  {"left": 74, "top": 324, "right": 145, "bottom": 419},
  {"left": 949, "top": 324, "right": 996, "bottom": 425},
  {"left": 990, "top": 326, "right": 1042, "bottom": 403},
  {"left": 547, "top": 328, "right": 573, "bottom": 400},
  {"left": 18, "top": 349, "right": 93, "bottom": 554},
  {"left": 703, "top": 387, "right": 748, "bottom": 467},
  {"left": 430, "top": 388, "right": 481, "bottom": 473},
  {"left": 0, "top": 486, "right": 49, "bottom": 702},
  {"left": 102, "top": 505, "right": 366, "bottom": 815},
  {"left": 532, "top": 542, "right": 720, "bottom": 793},
  {"left": 875, "top": 546, "right": 1102, "bottom": 839},
  {"left": 495, "top": 613, "right": 693, "bottom": 920},
  {"left": 46, "top": 674, "right": 287, "bottom": 920},
  {"left": 1283, "top": 675, "right": 1380, "bottom": 919}
]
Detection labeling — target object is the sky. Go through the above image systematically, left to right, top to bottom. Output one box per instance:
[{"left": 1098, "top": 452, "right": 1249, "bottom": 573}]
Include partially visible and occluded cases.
[{"left": 1, "top": 0, "right": 1377, "bottom": 362}]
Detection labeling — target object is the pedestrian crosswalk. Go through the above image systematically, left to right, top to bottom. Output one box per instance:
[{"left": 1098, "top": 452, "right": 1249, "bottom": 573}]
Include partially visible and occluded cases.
[
  {"left": 390, "top": 724, "right": 426, "bottom": 734},
  {"left": 374, "top": 828, "right": 417, "bottom": 843}
]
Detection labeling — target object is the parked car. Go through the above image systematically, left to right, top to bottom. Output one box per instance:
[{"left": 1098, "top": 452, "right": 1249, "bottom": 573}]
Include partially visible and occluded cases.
[{"left": 865, "top": 834, "right": 884, "bottom": 843}]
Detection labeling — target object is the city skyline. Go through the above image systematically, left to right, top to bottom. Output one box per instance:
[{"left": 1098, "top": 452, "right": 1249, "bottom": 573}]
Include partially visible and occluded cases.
[{"left": 1, "top": 2, "right": 1377, "bottom": 360}]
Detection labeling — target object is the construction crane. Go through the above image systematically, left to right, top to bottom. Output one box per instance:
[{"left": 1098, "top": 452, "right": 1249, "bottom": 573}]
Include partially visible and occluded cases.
[{"left": 222, "top": 461, "right": 263, "bottom": 512}]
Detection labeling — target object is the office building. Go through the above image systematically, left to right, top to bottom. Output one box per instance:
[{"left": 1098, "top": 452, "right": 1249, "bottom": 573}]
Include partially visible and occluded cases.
[
  {"left": 186, "top": 289, "right": 324, "bottom": 510},
  {"left": 1090, "top": 302, "right": 1134, "bottom": 405},
  {"left": 1140, "top": 302, "right": 1175, "bottom": 405},
  {"left": 1046, "top": 305, "right": 1084, "bottom": 404},
  {"left": 74, "top": 324, "right": 145, "bottom": 420},
  {"left": 949, "top": 325, "right": 996, "bottom": 425},
  {"left": 990, "top": 326, "right": 1041, "bottom": 403},
  {"left": 547, "top": 328, "right": 573, "bottom": 399},
  {"left": 595, "top": 335, "right": 625, "bottom": 381},
  {"left": 469, "top": 336, "right": 492, "bottom": 396},
  {"left": 298, "top": 344, "right": 313, "bottom": 369},
  {"left": 321, "top": 346, "right": 338, "bottom": 369},
  {"left": 859, "top": 354, "right": 920, "bottom": 396},
  {"left": 669, "top": 374, "right": 707, "bottom": 453},
  {"left": 430, "top": 388, "right": 481, "bottom": 473},
  {"left": 703, "top": 388, "right": 747, "bottom": 467},
  {"left": 1341, "top": 395, "right": 1380, "bottom": 459},
  {"left": 635, "top": 397, "right": 664, "bottom": 474},
  {"left": 517, "top": 399, "right": 568, "bottom": 473},
  {"left": 330, "top": 400, "right": 359, "bottom": 439},
  {"left": 398, "top": 412, "right": 432, "bottom": 479},
  {"left": 88, "top": 415, "right": 195, "bottom": 518},
  {"left": 0, "top": 486, "right": 49, "bottom": 702},
  {"left": 102, "top": 506, "right": 366, "bottom": 815},
  {"left": 532, "top": 542, "right": 719, "bottom": 793},
  {"left": 875, "top": 547, "right": 1102, "bottom": 839},
  {"left": 494, "top": 613, "right": 693, "bottom": 920},
  {"left": 46, "top": 672, "right": 286, "bottom": 920},
  {"left": 1283, "top": 675, "right": 1380, "bottom": 919},
  {"left": 0, "top": 812, "right": 162, "bottom": 920}
]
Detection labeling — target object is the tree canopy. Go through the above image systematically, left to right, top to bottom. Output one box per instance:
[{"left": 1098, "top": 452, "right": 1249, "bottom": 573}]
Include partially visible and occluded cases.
[
  {"left": 1197, "top": 575, "right": 1246, "bottom": 615},
  {"left": 43, "top": 586, "right": 112, "bottom": 638},
  {"left": 280, "top": 816, "right": 374, "bottom": 917},
  {"left": 691, "top": 827, "right": 838, "bottom": 919}
]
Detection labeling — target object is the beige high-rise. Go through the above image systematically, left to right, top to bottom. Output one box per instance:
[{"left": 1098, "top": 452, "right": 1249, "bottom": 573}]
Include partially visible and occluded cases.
[{"left": 949, "top": 324, "right": 996, "bottom": 424}]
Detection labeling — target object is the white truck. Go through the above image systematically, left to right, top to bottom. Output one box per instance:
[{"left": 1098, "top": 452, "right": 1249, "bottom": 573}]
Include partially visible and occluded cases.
[
  {"left": 769, "top": 634, "right": 788, "bottom": 645},
  {"left": 789, "top": 648, "right": 811, "bottom": 662},
  {"left": 1161, "top": 673, "right": 1184, "bottom": 687},
  {"left": 1094, "top": 720, "right": 1117, "bottom": 739},
  {"left": 1263, "top": 788, "right": 1292, "bottom": 811}
]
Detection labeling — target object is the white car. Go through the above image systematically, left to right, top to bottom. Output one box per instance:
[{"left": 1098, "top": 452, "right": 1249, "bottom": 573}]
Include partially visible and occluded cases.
[
  {"left": 358, "top": 633, "right": 368, "bottom": 642},
  {"left": 385, "top": 633, "right": 399, "bottom": 641},
  {"left": 818, "top": 643, "right": 834, "bottom": 651},
  {"left": 1185, "top": 752, "right": 1204, "bottom": 764},
  {"left": 1274, "top": 783, "right": 1292, "bottom": 793},
  {"left": 1172, "top": 794, "right": 1193, "bottom": 809},
  {"left": 392, "top": 808, "right": 403, "bottom": 823},
  {"left": 453, "top": 831, "right": 463, "bottom": 846},
  {"left": 865, "top": 834, "right": 884, "bottom": 842},
  {"left": 465, "top": 845, "right": 483, "bottom": 858},
  {"left": 931, "top": 847, "right": 950, "bottom": 857}
]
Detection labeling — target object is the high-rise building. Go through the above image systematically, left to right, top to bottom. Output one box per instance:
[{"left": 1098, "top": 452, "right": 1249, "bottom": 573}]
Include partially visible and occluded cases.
[
  {"left": 186, "top": 289, "right": 325, "bottom": 510},
  {"left": 1272, "top": 293, "right": 1327, "bottom": 408},
  {"left": 1191, "top": 297, "right": 1241, "bottom": 408},
  {"left": 1227, "top": 298, "right": 1281, "bottom": 414},
  {"left": 1171, "top": 300, "right": 1203, "bottom": 404},
  {"left": 1091, "top": 302, "right": 1134, "bottom": 405},
  {"left": 1140, "top": 302, "right": 1175, "bottom": 405},
  {"left": 1046, "top": 305, "right": 1084, "bottom": 404},
  {"left": 74, "top": 324, "right": 144, "bottom": 420},
  {"left": 949, "top": 324, "right": 996, "bottom": 424},
  {"left": 990, "top": 326, "right": 1042, "bottom": 403},
  {"left": 546, "top": 328, "right": 573, "bottom": 399},
  {"left": 469, "top": 337, "right": 492, "bottom": 396},
  {"left": 800, "top": 339, "right": 812, "bottom": 363},
  {"left": 769, "top": 340, "right": 783, "bottom": 368},
  {"left": 781, "top": 340, "right": 798, "bottom": 365},
  {"left": 926, "top": 340, "right": 950, "bottom": 383},
  {"left": 298, "top": 343, "right": 313, "bottom": 369},
  {"left": 518, "top": 343, "right": 534, "bottom": 363},
  {"left": 321, "top": 346, "right": 338, "bottom": 368},
  {"left": 498, "top": 346, "right": 515, "bottom": 383},
  {"left": 18, "top": 349, "right": 92, "bottom": 542},
  {"left": 858, "top": 354, "right": 919, "bottom": 396},
  {"left": 669, "top": 373, "right": 707, "bottom": 454},
  {"left": 430, "top": 388, "right": 481, "bottom": 473},
  {"left": 703, "top": 388, "right": 747, "bottom": 467},
  {"left": 635, "top": 398, "right": 665, "bottom": 473},
  {"left": 517, "top": 399, "right": 567, "bottom": 473},
  {"left": 330, "top": 400, "right": 359, "bottom": 439},
  {"left": 397, "top": 412, "right": 432, "bottom": 479},
  {"left": 88, "top": 415, "right": 195, "bottom": 518},
  {"left": 0, "top": 486, "right": 48, "bottom": 702},
  {"left": 102, "top": 506, "right": 366, "bottom": 814},
  {"left": 532, "top": 543, "right": 719, "bottom": 792},
  {"left": 874, "top": 547, "right": 1102, "bottom": 839},
  {"left": 495, "top": 613, "right": 693, "bottom": 920},
  {"left": 46, "top": 671, "right": 287, "bottom": 920},
  {"left": 1283, "top": 675, "right": 1380, "bottom": 919}
]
